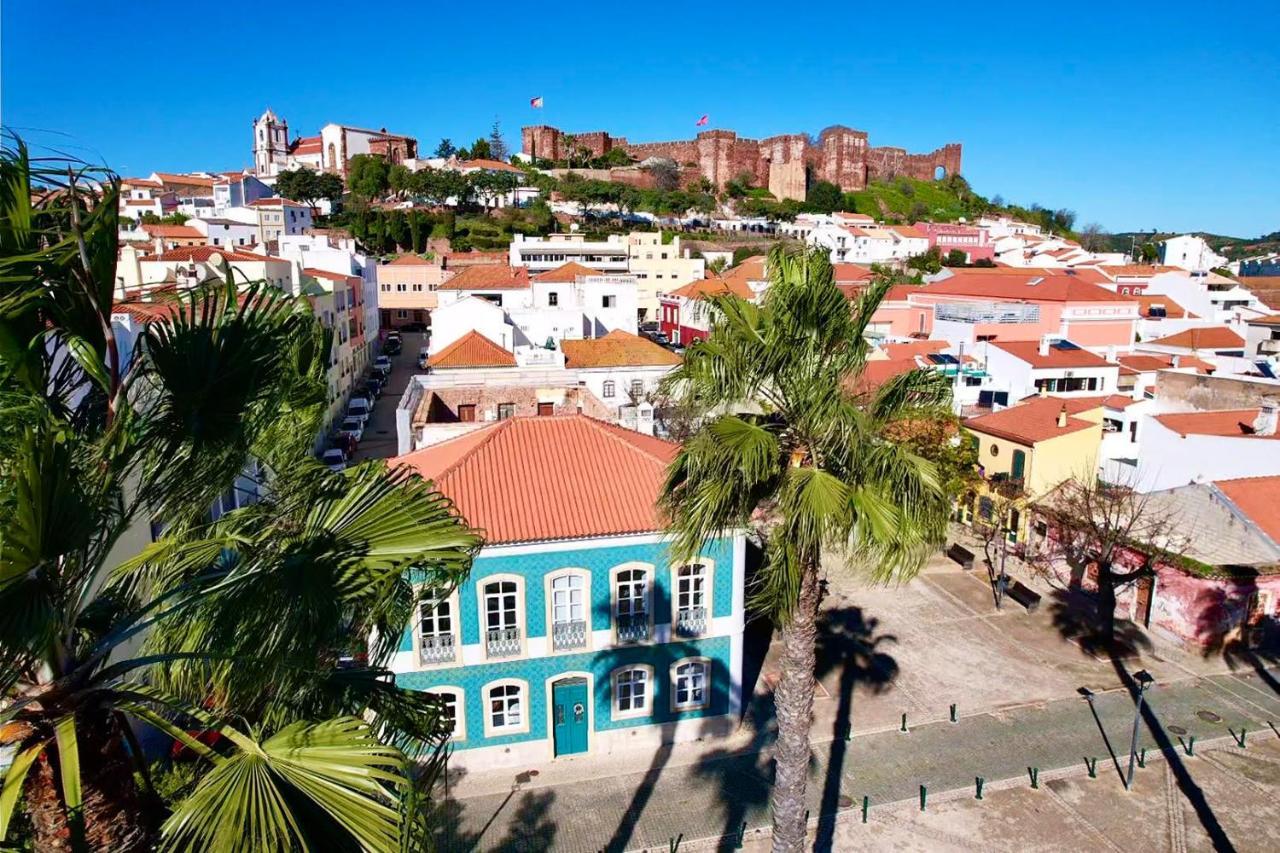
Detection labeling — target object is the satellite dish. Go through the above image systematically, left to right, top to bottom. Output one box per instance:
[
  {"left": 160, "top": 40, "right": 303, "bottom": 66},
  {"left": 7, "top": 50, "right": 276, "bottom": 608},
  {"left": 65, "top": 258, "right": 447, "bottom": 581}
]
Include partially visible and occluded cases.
[{"left": 207, "top": 251, "right": 225, "bottom": 268}]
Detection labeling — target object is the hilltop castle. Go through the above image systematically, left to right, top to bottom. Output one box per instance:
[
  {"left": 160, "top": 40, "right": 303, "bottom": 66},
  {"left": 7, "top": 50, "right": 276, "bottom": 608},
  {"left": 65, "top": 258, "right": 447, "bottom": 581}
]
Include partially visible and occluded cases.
[{"left": 521, "top": 124, "right": 961, "bottom": 200}]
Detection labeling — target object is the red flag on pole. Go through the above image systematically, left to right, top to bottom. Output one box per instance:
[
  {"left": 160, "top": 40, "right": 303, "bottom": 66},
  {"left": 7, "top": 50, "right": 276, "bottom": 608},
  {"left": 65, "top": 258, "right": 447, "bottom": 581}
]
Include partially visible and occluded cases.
[
  {"left": 530, "top": 96, "right": 544, "bottom": 109},
  {"left": 695, "top": 114, "right": 709, "bottom": 126}
]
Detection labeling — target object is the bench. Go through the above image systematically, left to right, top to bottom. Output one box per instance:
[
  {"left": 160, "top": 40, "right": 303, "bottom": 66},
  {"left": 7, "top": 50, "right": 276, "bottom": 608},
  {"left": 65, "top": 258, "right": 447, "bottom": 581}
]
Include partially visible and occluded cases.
[
  {"left": 946, "top": 543, "right": 975, "bottom": 571},
  {"left": 1005, "top": 580, "right": 1042, "bottom": 613}
]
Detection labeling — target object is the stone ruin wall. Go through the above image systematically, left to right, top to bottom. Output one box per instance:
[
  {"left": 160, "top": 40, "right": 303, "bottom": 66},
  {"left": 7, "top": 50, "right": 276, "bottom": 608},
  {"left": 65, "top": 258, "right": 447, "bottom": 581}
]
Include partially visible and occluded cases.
[{"left": 523, "top": 124, "right": 962, "bottom": 200}]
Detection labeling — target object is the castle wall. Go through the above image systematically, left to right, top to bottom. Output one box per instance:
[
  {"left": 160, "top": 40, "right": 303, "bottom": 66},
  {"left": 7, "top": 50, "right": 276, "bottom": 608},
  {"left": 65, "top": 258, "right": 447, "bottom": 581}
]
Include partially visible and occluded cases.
[{"left": 522, "top": 124, "right": 961, "bottom": 194}]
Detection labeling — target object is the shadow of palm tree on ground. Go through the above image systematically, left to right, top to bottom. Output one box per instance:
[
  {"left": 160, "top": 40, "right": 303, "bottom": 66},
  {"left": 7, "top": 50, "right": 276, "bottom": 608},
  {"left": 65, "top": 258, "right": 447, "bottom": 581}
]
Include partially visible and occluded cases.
[{"left": 1047, "top": 589, "right": 1235, "bottom": 853}]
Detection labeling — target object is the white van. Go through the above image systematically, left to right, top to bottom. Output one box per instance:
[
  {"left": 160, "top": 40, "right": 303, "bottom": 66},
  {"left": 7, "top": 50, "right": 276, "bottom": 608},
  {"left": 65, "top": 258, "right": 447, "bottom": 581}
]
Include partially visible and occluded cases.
[{"left": 347, "top": 397, "right": 371, "bottom": 425}]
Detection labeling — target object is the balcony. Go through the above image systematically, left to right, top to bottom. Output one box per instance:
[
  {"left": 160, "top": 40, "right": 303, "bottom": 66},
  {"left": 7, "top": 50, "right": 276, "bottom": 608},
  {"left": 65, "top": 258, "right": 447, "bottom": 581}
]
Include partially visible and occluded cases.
[
  {"left": 1259, "top": 339, "right": 1280, "bottom": 356},
  {"left": 675, "top": 606, "right": 707, "bottom": 637},
  {"left": 616, "top": 612, "right": 650, "bottom": 643},
  {"left": 551, "top": 619, "right": 587, "bottom": 651},
  {"left": 485, "top": 627, "right": 521, "bottom": 657},
  {"left": 419, "top": 633, "right": 456, "bottom": 664}
]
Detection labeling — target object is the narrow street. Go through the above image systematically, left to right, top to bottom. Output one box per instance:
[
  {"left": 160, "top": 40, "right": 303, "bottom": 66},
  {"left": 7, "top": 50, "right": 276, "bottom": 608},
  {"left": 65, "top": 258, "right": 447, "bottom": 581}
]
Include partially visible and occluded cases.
[{"left": 352, "top": 331, "right": 426, "bottom": 463}]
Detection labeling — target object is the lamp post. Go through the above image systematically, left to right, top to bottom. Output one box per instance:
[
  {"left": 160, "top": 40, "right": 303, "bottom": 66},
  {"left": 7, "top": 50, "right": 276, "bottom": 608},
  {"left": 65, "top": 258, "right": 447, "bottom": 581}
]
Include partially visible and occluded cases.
[{"left": 1125, "top": 670, "right": 1155, "bottom": 790}]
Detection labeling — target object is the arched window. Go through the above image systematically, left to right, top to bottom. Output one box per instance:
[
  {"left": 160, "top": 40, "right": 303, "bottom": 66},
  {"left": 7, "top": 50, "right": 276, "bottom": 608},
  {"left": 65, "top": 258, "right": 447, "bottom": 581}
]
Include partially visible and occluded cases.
[
  {"left": 675, "top": 564, "right": 709, "bottom": 636},
  {"left": 549, "top": 573, "right": 587, "bottom": 651},
  {"left": 482, "top": 579, "right": 521, "bottom": 658},
  {"left": 671, "top": 659, "right": 710, "bottom": 711},
  {"left": 612, "top": 666, "right": 653, "bottom": 719},
  {"left": 486, "top": 682, "right": 524, "bottom": 733}
]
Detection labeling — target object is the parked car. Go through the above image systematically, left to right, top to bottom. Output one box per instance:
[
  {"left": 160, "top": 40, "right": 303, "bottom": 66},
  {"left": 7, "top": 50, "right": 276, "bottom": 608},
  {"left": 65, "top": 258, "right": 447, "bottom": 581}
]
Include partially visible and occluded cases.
[
  {"left": 639, "top": 320, "right": 660, "bottom": 333},
  {"left": 645, "top": 331, "right": 670, "bottom": 346},
  {"left": 384, "top": 336, "right": 402, "bottom": 356},
  {"left": 417, "top": 347, "right": 430, "bottom": 370},
  {"left": 373, "top": 355, "right": 392, "bottom": 376},
  {"left": 359, "top": 380, "right": 381, "bottom": 399},
  {"left": 347, "top": 397, "right": 371, "bottom": 425},
  {"left": 337, "top": 417, "right": 364, "bottom": 443},
  {"left": 321, "top": 448, "right": 347, "bottom": 473}
]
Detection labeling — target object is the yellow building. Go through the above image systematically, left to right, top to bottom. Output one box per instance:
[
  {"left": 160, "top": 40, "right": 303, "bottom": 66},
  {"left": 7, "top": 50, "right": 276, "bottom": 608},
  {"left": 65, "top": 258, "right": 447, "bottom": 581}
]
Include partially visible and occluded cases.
[
  {"left": 626, "top": 231, "right": 706, "bottom": 321},
  {"left": 961, "top": 395, "right": 1106, "bottom": 540}
]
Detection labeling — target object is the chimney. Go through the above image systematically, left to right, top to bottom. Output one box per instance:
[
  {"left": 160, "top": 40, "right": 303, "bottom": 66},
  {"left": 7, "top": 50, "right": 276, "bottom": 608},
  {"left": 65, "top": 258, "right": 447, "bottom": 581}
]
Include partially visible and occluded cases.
[
  {"left": 1038, "top": 337, "right": 1051, "bottom": 357},
  {"left": 1106, "top": 345, "right": 1118, "bottom": 363},
  {"left": 1171, "top": 354, "right": 1181, "bottom": 368},
  {"left": 1038, "top": 385, "right": 1049, "bottom": 398},
  {"left": 1254, "top": 402, "right": 1278, "bottom": 437},
  {"left": 1057, "top": 405, "right": 1068, "bottom": 428}
]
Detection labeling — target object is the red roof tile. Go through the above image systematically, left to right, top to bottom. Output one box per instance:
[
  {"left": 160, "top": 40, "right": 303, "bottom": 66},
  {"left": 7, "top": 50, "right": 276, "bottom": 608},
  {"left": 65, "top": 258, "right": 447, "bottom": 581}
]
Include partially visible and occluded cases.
[
  {"left": 458, "top": 158, "right": 525, "bottom": 174},
  {"left": 153, "top": 172, "right": 217, "bottom": 188},
  {"left": 248, "top": 197, "right": 309, "bottom": 208},
  {"left": 141, "top": 224, "right": 203, "bottom": 239},
  {"left": 151, "top": 246, "right": 275, "bottom": 263},
  {"left": 387, "top": 254, "right": 439, "bottom": 266},
  {"left": 533, "top": 261, "right": 604, "bottom": 282},
  {"left": 437, "top": 264, "right": 529, "bottom": 291},
  {"left": 832, "top": 264, "right": 876, "bottom": 283},
  {"left": 944, "top": 266, "right": 1110, "bottom": 285},
  {"left": 303, "top": 267, "right": 358, "bottom": 282},
  {"left": 926, "top": 273, "right": 1133, "bottom": 303},
  {"left": 668, "top": 275, "right": 753, "bottom": 301},
  {"left": 1135, "top": 294, "right": 1190, "bottom": 319},
  {"left": 1144, "top": 327, "right": 1245, "bottom": 351},
  {"left": 426, "top": 330, "right": 515, "bottom": 369},
  {"left": 561, "top": 330, "right": 681, "bottom": 368},
  {"left": 880, "top": 340, "right": 948, "bottom": 361},
  {"left": 990, "top": 340, "right": 1114, "bottom": 369},
  {"left": 1116, "top": 354, "right": 1215, "bottom": 374},
  {"left": 964, "top": 396, "right": 1102, "bottom": 445},
  {"left": 1154, "top": 409, "right": 1280, "bottom": 440},
  {"left": 393, "top": 415, "right": 678, "bottom": 544},
  {"left": 1214, "top": 476, "right": 1280, "bottom": 542}
]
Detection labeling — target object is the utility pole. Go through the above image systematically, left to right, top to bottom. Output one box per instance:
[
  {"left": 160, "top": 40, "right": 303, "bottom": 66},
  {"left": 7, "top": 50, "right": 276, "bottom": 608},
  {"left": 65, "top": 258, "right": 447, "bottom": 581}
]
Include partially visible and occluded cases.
[{"left": 1125, "top": 670, "right": 1155, "bottom": 790}]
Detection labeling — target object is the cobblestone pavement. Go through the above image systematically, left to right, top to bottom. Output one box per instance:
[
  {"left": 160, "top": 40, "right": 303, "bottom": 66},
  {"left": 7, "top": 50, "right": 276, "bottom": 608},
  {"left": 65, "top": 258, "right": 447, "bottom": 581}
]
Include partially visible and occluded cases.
[{"left": 435, "top": 558, "right": 1274, "bottom": 845}]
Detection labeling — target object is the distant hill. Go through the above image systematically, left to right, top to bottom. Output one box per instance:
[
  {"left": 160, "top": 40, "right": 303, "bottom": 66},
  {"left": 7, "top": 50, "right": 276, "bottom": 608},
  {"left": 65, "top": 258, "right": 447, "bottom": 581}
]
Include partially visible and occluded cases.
[{"left": 1106, "top": 230, "right": 1280, "bottom": 261}]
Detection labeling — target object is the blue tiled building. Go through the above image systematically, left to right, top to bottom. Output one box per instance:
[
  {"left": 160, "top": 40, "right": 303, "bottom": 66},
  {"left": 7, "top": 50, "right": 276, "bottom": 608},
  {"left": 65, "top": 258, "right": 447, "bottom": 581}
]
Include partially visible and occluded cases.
[{"left": 391, "top": 415, "right": 745, "bottom": 769}]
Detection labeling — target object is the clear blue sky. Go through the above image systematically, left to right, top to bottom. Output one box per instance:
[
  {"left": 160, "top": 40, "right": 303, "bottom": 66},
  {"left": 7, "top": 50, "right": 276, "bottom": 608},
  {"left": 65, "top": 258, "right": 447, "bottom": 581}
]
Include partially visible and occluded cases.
[{"left": 5, "top": 1, "right": 1277, "bottom": 236}]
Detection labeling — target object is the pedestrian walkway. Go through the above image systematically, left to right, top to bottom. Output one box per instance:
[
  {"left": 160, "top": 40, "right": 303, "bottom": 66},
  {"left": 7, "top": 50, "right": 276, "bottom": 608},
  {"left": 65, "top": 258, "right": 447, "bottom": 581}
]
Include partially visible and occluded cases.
[{"left": 437, "top": 665, "right": 1280, "bottom": 852}]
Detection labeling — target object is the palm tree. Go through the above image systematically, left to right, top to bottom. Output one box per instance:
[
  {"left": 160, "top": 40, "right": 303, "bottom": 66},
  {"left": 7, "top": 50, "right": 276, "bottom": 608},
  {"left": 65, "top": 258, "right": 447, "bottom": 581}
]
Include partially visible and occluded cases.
[
  {"left": 0, "top": 139, "right": 480, "bottom": 851},
  {"left": 660, "top": 247, "right": 955, "bottom": 852}
]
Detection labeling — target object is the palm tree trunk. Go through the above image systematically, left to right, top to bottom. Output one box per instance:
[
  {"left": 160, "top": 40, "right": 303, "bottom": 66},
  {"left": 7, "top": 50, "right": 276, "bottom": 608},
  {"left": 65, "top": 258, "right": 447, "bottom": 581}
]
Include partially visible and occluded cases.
[
  {"left": 770, "top": 560, "right": 822, "bottom": 853},
  {"left": 24, "top": 713, "right": 159, "bottom": 852}
]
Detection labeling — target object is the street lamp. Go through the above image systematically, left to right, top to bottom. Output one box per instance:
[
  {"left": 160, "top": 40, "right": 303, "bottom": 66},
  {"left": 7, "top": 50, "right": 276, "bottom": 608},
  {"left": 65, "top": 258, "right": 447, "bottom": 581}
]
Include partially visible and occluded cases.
[{"left": 1125, "top": 670, "right": 1155, "bottom": 790}]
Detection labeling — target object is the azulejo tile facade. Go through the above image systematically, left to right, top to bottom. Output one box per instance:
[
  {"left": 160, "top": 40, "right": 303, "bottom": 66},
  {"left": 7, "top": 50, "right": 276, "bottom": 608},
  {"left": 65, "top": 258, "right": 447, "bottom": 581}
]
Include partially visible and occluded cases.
[{"left": 390, "top": 533, "right": 746, "bottom": 769}]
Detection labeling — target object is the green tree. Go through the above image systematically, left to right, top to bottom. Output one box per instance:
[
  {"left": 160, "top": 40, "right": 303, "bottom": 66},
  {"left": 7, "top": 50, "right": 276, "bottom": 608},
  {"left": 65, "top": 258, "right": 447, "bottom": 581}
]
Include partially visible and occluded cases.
[
  {"left": 487, "top": 119, "right": 508, "bottom": 162},
  {"left": 434, "top": 138, "right": 456, "bottom": 159},
  {"left": 465, "top": 138, "right": 492, "bottom": 161},
  {"left": 0, "top": 141, "right": 479, "bottom": 851},
  {"left": 346, "top": 154, "right": 390, "bottom": 199},
  {"left": 387, "top": 164, "right": 413, "bottom": 199},
  {"left": 805, "top": 180, "right": 842, "bottom": 213},
  {"left": 907, "top": 246, "right": 943, "bottom": 275},
  {"left": 660, "top": 248, "right": 954, "bottom": 853},
  {"left": 944, "top": 248, "right": 968, "bottom": 267}
]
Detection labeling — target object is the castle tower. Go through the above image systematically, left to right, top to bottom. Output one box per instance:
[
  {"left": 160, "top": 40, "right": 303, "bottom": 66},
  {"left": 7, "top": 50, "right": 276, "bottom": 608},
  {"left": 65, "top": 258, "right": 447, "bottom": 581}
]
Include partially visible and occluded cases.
[{"left": 253, "top": 108, "right": 290, "bottom": 177}]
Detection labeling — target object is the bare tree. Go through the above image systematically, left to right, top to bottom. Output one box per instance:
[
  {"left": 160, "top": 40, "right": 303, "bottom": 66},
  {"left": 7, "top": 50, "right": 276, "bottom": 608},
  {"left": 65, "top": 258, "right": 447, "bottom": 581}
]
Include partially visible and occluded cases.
[
  {"left": 1080, "top": 222, "right": 1109, "bottom": 253},
  {"left": 1030, "top": 478, "right": 1189, "bottom": 648},
  {"left": 970, "top": 481, "right": 1027, "bottom": 606}
]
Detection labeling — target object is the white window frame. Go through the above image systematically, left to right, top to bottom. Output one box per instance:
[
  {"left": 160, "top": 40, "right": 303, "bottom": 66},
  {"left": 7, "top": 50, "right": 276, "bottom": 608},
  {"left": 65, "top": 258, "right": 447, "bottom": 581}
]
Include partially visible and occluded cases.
[
  {"left": 602, "top": 380, "right": 615, "bottom": 398},
  {"left": 673, "top": 560, "right": 714, "bottom": 637},
  {"left": 609, "top": 562, "right": 653, "bottom": 645},
  {"left": 543, "top": 569, "right": 592, "bottom": 654},
  {"left": 476, "top": 574, "right": 526, "bottom": 659},
  {"left": 412, "top": 585, "right": 462, "bottom": 668},
  {"left": 670, "top": 657, "right": 712, "bottom": 712},
  {"left": 611, "top": 664, "right": 654, "bottom": 720},
  {"left": 482, "top": 679, "right": 529, "bottom": 736},
  {"left": 428, "top": 686, "right": 466, "bottom": 741}
]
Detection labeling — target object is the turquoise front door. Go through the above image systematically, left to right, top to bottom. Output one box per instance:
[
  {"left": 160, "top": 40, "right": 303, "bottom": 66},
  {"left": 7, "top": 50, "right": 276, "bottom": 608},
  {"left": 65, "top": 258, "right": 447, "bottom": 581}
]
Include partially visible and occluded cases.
[{"left": 552, "top": 679, "right": 589, "bottom": 756}]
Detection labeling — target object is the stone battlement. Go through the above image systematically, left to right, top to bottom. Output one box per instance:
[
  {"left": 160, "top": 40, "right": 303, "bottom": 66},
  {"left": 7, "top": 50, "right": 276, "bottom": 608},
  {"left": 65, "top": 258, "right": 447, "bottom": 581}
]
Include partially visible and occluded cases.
[{"left": 520, "top": 124, "right": 961, "bottom": 200}]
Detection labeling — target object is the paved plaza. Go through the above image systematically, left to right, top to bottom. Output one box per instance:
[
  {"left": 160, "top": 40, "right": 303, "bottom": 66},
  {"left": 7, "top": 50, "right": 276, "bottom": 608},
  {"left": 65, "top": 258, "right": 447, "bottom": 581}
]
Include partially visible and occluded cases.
[{"left": 436, "top": 554, "right": 1280, "bottom": 852}]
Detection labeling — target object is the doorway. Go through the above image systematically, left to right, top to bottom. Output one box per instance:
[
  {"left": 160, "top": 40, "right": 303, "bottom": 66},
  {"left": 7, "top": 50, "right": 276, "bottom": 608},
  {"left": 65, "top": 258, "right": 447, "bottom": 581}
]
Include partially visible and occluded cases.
[{"left": 551, "top": 677, "right": 589, "bottom": 757}]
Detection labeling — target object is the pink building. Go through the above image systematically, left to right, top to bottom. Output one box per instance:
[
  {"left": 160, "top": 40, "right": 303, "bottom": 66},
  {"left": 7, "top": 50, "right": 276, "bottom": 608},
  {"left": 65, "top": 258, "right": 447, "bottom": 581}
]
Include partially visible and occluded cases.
[
  {"left": 915, "top": 222, "right": 995, "bottom": 263},
  {"left": 870, "top": 270, "right": 1139, "bottom": 351}
]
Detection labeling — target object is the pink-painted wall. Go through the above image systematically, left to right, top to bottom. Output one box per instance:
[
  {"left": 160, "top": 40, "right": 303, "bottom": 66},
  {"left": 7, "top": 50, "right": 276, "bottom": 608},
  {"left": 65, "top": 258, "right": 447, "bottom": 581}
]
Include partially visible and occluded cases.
[{"left": 1061, "top": 318, "right": 1136, "bottom": 347}]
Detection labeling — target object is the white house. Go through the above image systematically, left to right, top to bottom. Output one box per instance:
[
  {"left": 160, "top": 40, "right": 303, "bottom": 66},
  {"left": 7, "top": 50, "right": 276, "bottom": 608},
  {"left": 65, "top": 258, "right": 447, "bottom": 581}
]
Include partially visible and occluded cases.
[
  {"left": 187, "top": 217, "right": 258, "bottom": 249},
  {"left": 509, "top": 233, "right": 630, "bottom": 274},
  {"left": 1159, "top": 235, "right": 1229, "bottom": 272},
  {"left": 560, "top": 330, "right": 682, "bottom": 430},
  {"left": 980, "top": 338, "right": 1120, "bottom": 400},
  {"left": 1120, "top": 404, "right": 1280, "bottom": 492}
]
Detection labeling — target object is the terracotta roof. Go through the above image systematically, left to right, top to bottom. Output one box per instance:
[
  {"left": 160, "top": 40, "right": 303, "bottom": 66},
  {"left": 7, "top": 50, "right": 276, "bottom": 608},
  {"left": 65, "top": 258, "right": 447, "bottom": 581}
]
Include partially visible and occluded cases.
[
  {"left": 290, "top": 136, "right": 322, "bottom": 156},
  {"left": 153, "top": 173, "right": 217, "bottom": 188},
  {"left": 122, "top": 178, "right": 163, "bottom": 188},
  {"left": 248, "top": 197, "right": 308, "bottom": 208},
  {"left": 125, "top": 199, "right": 161, "bottom": 206},
  {"left": 141, "top": 224, "right": 203, "bottom": 239},
  {"left": 885, "top": 224, "right": 926, "bottom": 239},
  {"left": 151, "top": 246, "right": 274, "bottom": 263},
  {"left": 387, "top": 253, "right": 438, "bottom": 266},
  {"left": 722, "top": 256, "right": 766, "bottom": 283},
  {"left": 533, "top": 261, "right": 603, "bottom": 282},
  {"left": 437, "top": 264, "right": 529, "bottom": 291},
  {"left": 832, "top": 264, "right": 875, "bottom": 283},
  {"left": 1095, "top": 264, "right": 1184, "bottom": 278},
  {"left": 944, "top": 266, "right": 1110, "bottom": 285},
  {"left": 303, "top": 267, "right": 358, "bottom": 282},
  {"left": 925, "top": 273, "right": 1132, "bottom": 303},
  {"left": 668, "top": 275, "right": 753, "bottom": 301},
  {"left": 1240, "top": 277, "right": 1280, "bottom": 311},
  {"left": 1134, "top": 294, "right": 1190, "bottom": 318},
  {"left": 111, "top": 300, "right": 181, "bottom": 322},
  {"left": 1247, "top": 314, "right": 1280, "bottom": 326},
  {"left": 1144, "top": 326, "right": 1245, "bottom": 351},
  {"left": 426, "top": 330, "right": 516, "bottom": 369},
  {"left": 561, "top": 330, "right": 682, "bottom": 369},
  {"left": 880, "top": 340, "right": 948, "bottom": 360},
  {"left": 990, "top": 340, "right": 1114, "bottom": 369},
  {"left": 1115, "top": 354, "right": 1215, "bottom": 374},
  {"left": 845, "top": 358, "right": 919, "bottom": 396},
  {"left": 1103, "top": 394, "right": 1141, "bottom": 409},
  {"left": 964, "top": 396, "right": 1102, "bottom": 446},
  {"left": 1154, "top": 409, "right": 1280, "bottom": 440},
  {"left": 393, "top": 415, "right": 678, "bottom": 545},
  {"left": 1214, "top": 476, "right": 1280, "bottom": 542}
]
